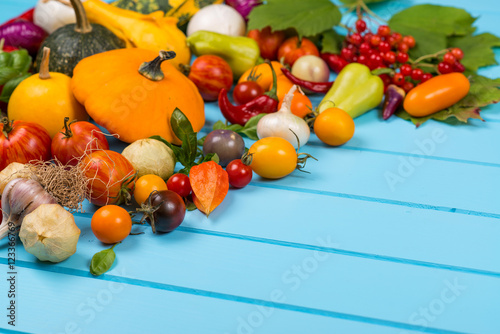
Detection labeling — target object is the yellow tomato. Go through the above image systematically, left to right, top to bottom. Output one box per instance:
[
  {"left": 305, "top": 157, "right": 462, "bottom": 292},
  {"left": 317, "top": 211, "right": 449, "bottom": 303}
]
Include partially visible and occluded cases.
[
  {"left": 314, "top": 108, "right": 355, "bottom": 146},
  {"left": 248, "top": 137, "right": 297, "bottom": 179},
  {"left": 134, "top": 174, "right": 168, "bottom": 205}
]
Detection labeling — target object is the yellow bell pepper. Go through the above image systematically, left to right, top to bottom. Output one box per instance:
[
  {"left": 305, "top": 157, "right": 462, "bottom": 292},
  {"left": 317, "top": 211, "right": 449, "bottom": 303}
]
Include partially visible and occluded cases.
[{"left": 83, "top": 0, "right": 191, "bottom": 68}]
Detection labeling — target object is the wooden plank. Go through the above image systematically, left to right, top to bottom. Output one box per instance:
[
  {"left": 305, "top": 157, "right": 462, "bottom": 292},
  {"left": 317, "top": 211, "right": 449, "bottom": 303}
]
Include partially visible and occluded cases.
[
  {"left": 4, "top": 221, "right": 500, "bottom": 333},
  {"left": 1, "top": 265, "right": 441, "bottom": 334}
]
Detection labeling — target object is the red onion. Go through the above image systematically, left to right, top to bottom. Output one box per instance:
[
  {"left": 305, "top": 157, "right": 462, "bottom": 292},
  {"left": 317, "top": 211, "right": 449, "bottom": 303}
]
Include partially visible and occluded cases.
[
  {"left": 225, "top": 0, "right": 262, "bottom": 20},
  {"left": 0, "top": 20, "right": 47, "bottom": 54}
]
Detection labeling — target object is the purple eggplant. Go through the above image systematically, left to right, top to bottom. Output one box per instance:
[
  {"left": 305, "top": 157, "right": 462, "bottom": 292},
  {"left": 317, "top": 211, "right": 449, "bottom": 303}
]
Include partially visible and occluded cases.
[{"left": 0, "top": 20, "right": 47, "bottom": 54}]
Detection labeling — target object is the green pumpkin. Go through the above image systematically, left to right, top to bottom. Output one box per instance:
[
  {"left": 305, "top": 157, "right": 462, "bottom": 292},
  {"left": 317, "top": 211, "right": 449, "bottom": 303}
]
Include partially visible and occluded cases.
[
  {"left": 36, "top": 0, "right": 125, "bottom": 77},
  {"left": 112, "top": 0, "right": 172, "bottom": 14}
]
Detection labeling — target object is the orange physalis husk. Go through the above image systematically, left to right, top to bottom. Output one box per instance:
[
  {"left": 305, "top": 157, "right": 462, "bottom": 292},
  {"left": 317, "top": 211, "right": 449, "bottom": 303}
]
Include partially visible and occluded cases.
[{"left": 189, "top": 161, "right": 229, "bottom": 217}]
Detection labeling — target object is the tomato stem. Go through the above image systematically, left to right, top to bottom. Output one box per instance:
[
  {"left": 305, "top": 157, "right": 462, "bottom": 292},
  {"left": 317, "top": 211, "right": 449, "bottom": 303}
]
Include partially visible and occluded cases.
[
  {"left": 1, "top": 117, "right": 13, "bottom": 139},
  {"left": 61, "top": 117, "right": 75, "bottom": 139}
]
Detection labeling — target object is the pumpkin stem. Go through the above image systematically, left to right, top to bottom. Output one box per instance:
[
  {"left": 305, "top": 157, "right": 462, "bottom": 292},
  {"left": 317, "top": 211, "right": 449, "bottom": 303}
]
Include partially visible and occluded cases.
[
  {"left": 69, "top": 0, "right": 92, "bottom": 34},
  {"left": 39, "top": 47, "right": 51, "bottom": 80},
  {"left": 138, "top": 51, "right": 177, "bottom": 81},
  {"left": 1, "top": 117, "right": 13, "bottom": 139},
  {"left": 61, "top": 117, "right": 76, "bottom": 139}
]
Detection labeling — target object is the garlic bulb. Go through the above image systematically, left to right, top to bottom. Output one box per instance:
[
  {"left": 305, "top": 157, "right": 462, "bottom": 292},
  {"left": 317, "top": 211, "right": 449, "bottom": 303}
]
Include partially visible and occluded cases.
[
  {"left": 34, "top": 0, "right": 87, "bottom": 34},
  {"left": 257, "top": 85, "right": 310, "bottom": 148},
  {"left": 0, "top": 162, "right": 32, "bottom": 195},
  {"left": 19, "top": 204, "right": 80, "bottom": 263}
]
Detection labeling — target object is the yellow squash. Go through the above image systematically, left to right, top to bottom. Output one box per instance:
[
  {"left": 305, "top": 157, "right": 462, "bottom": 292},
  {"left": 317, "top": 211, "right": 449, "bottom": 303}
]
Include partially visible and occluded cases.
[
  {"left": 83, "top": 0, "right": 191, "bottom": 68},
  {"left": 165, "top": 0, "right": 224, "bottom": 29},
  {"left": 8, "top": 48, "right": 88, "bottom": 138},
  {"left": 71, "top": 48, "right": 204, "bottom": 144}
]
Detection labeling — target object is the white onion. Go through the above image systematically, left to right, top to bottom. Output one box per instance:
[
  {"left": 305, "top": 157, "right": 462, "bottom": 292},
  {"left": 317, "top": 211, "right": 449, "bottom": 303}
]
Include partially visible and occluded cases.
[
  {"left": 34, "top": 0, "right": 87, "bottom": 34},
  {"left": 187, "top": 4, "right": 246, "bottom": 37},
  {"left": 291, "top": 55, "right": 330, "bottom": 83}
]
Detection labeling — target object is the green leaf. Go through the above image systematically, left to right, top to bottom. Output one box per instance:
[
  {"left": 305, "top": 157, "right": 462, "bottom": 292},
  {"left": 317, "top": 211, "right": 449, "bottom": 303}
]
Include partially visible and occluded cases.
[
  {"left": 247, "top": 0, "right": 341, "bottom": 38},
  {"left": 340, "top": 0, "right": 389, "bottom": 4},
  {"left": 389, "top": 5, "right": 476, "bottom": 58},
  {"left": 320, "top": 29, "right": 342, "bottom": 54},
  {"left": 448, "top": 33, "right": 500, "bottom": 72},
  {"left": 10, "top": 49, "right": 31, "bottom": 73},
  {"left": 0, "top": 52, "right": 13, "bottom": 68},
  {"left": 0, "top": 68, "right": 20, "bottom": 86},
  {"left": 0, "top": 73, "right": 30, "bottom": 103},
  {"left": 396, "top": 74, "right": 500, "bottom": 126},
  {"left": 168, "top": 108, "right": 199, "bottom": 169},
  {"left": 170, "top": 108, "right": 194, "bottom": 143},
  {"left": 237, "top": 113, "right": 266, "bottom": 140},
  {"left": 212, "top": 120, "right": 226, "bottom": 131},
  {"left": 197, "top": 135, "right": 206, "bottom": 147},
  {"left": 202, "top": 152, "right": 220, "bottom": 164},
  {"left": 186, "top": 200, "right": 197, "bottom": 211},
  {"left": 90, "top": 244, "right": 118, "bottom": 276}
]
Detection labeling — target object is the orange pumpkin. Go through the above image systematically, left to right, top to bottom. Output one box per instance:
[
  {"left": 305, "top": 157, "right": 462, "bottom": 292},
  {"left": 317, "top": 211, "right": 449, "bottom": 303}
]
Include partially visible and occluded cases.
[{"left": 71, "top": 48, "right": 204, "bottom": 144}]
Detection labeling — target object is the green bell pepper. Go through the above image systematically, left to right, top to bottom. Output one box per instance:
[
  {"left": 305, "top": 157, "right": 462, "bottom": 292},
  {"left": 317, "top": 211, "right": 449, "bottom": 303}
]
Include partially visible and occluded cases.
[
  {"left": 186, "top": 31, "right": 260, "bottom": 80},
  {"left": 0, "top": 40, "right": 32, "bottom": 106},
  {"left": 318, "top": 63, "right": 384, "bottom": 118}
]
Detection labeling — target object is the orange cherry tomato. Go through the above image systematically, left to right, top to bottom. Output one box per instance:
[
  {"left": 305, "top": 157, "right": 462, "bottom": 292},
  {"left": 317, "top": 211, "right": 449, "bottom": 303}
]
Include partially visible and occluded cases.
[
  {"left": 277, "top": 37, "right": 319, "bottom": 66},
  {"left": 238, "top": 61, "right": 283, "bottom": 91},
  {"left": 403, "top": 72, "right": 470, "bottom": 117},
  {"left": 278, "top": 91, "right": 313, "bottom": 118},
  {"left": 314, "top": 108, "right": 355, "bottom": 146},
  {"left": 134, "top": 174, "right": 168, "bottom": 205},
  {"left": 91, "top": 205, "right": 132, "bottom": 244}
]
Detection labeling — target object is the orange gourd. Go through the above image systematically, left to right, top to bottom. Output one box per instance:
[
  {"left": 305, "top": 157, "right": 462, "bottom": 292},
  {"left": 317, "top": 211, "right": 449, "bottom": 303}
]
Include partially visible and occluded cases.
[{"left": 71, "top": 48, "right": 204, "bottom": 144}]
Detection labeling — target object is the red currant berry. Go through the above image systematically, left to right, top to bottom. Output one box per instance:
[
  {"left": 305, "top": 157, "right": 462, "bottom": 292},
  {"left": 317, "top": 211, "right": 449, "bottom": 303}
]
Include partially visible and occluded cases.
[
  {"left": 355, "top": 19, "right": 367, "bottom": 33},
  {"left": 377, "top": 25, "right": 391, "bottom": 37},
  {"left": 391, "top": 32, "right": 403, "bottom": 43},
  {"left": 350, "top": 33, "right": 363, "bottom": 46},
  {"left": 363, "top": 33, "right": 374, "bottom": 44},
  {"left": 370, "top": 35, "right": 381, "bottom": 46},
  {"left": 387, "top": 36, "right": 397, "bottom": 47},
  {"left": 402, "top": 36, "right": 416, "bottom": 48},
  {"left": 378, "top": 41, "right": 391, "bottom": 53},
  {"left": 359, "top": 42, "right": 371, "bottom": 55},
  {"left": 346, "top": 43, "right": 357, "bottom": 50},
  {"left": 398, "top": 43, "right": 409, "bottom": 53},
  {"left": 341, "top": 47, "right": 354, "bottom": 61},
  {"left": 451, "top": 48, "right": 464, "bottom": 60},
  {"left": 383, "top": 51, "right": 396, "bottom": 64},
  {"left": 396, "top": 52, "right": 409, "bottom": 63},
  {"left": 443, "top": 52, "right": 456, "bottom": 65},
  {"left": 358, "top": 54, "right": 368, "bottom": 65},
  {"left": 352, "top": 55, "right": 359, "bottom": 62},
  {"left": 453, "top": 61, "right": 466, "bottom": 73},
  {"left": 437, "top": 62, "right": 452, "bottom": 74},
  {"left": 399, "top": 64, "right": 412, "bottom": 76},
  {"left": 411, "top": 68, "right": 424, "bottom": 81},
  {"left": 392, "top": 73, "right": 405, "bottom": 86},
  {"left": 420, "top": 73, "right": 433, "bottom": 83},
  {"left": 402, "top": 81, "right": 415, "bottom": 93}
]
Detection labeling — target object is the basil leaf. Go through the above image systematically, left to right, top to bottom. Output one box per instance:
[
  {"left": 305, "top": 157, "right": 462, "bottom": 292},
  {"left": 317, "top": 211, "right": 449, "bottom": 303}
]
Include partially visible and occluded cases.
[
  {"left": 10, "top": 49, "right": 31, "bottom": 73},
  {"left": 0, "top": 53, "right": 13, "bottom": 68},
  {"left": 0, "top": 73, "right": 30, "bottom": 103},
  {"left": 170, "top": 107, "right": 194, "bottom": 143},
  {"left": 237, "top": 113, "right": 266, "bottom": 140},
  {"left": 212, "top": 120, "right": 226, "bottom": 130},
  {"left": 197, "top": 136, "right": 206, "bottom": 146},
  {"left": 202, "top": 153, "right": 219, "bottom": 164},
  {"left": 90, "top": 244, "right": 118, "bottom": 276}
]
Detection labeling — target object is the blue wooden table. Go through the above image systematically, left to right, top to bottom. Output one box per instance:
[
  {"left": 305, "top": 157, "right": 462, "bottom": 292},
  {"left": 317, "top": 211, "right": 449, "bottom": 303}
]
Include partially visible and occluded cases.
[{"left": 1, "top": 0, "right": 500, "bottom": 333}]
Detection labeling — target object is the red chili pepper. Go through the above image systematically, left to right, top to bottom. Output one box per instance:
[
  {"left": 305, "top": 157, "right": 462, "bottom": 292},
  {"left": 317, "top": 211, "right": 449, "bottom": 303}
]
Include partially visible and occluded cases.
[
  {"left": 0, "top": 8, "right": 35, "bottom": 27},
  {"left": 321, "top": 53, "right": 349, "bottom": 73},
  {"left": 218, "top": 62, "right": 279, "bottom": 126},
  {"left": 280, "top": 68, "right": 333, "bottom": 93}
]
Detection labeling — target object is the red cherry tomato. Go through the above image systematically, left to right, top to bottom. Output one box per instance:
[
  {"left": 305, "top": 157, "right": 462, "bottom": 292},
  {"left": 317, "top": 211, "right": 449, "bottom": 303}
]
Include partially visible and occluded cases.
[
  {"left": 247, "top": 26, "right": 286, "bottom": 60},
  {"left": 277, "top": 37, "right": 319, "bottom": 66},
  {"left": 188, "top": 55, "right": 233, "bottom": 101},
  {"left": 232, "top": 81, "right": 264, "bottom": 105},
  {"left": 0, "top": 118, "right": 51, "bottom": 171},
  {"left": 51, "top": 118, "right": 109, "bottom": 166},
  {"left": 226, "top": 159, "right": 253, "bottom": 188},
  {"left": 167, "top": 173, "right": 192, "bottom": 197}
]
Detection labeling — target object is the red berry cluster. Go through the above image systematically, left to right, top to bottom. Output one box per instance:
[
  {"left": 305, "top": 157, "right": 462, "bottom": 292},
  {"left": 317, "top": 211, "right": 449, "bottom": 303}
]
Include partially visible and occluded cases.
[{"left": 340, "top": 19, "right": 465, "bottom": 92}]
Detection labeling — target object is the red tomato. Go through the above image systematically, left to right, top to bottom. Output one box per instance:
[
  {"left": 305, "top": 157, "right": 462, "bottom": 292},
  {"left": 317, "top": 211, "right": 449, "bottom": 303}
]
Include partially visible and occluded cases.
[
  {"left": 247, "top": 26, "right": 286, "bottom": 60},
  {"left": 277, "top": 37, "right": 319, "bottom": 66},
  {"left": 188, "top": 55, "right": 233, "bottom": 101},
  {"left": 232, "top": 81, "right": 264, "bottom": 105},
  {"left": 0, "top": 118, "right": 51, "bottom": 171},
  {"left": 51, "top": 118, "right": 109, "bottom": 166},
  {"left": 79, "top": 150, "right": 137, "bottom": 206},
  {"left": 226, "top": 159, "right": 252, "bottom": 188},
  {"left": 166, "top": 173, "right": 192, "bottom": 198}
]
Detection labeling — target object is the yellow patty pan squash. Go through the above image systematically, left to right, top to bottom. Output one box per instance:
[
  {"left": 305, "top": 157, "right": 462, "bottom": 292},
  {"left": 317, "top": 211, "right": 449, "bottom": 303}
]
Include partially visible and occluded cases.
[
  {"left": 83, "top": 0, "right": 191, "bottom": 68},
  {"left": 8, "top": 48, "right": 87, "bottom": 138},
  {"left": 70, "top": 48, "right": 204, "bottom": 144}
]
